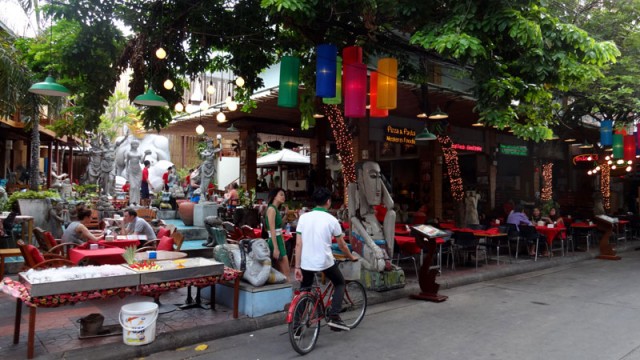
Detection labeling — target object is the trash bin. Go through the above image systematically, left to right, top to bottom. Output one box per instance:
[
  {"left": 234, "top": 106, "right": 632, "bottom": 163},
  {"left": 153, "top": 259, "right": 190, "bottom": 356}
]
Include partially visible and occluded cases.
[{"left": 118, "top": 302, "right": 158, "bottom": 346}]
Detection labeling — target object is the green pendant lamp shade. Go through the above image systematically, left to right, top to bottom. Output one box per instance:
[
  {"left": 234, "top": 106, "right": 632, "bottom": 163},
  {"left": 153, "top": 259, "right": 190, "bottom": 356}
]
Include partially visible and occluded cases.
[
  {"left": 278, "top": 56, "right": 300, "bottom": 108},
  {"left": 28, "top": 76, "right": 70, "bottom": 97},
  {"left": 133, "top": 88, "right": 168, "bottom": 107},
  {"left": 416, "top": 127, "right": 437, "bottom": 142}
]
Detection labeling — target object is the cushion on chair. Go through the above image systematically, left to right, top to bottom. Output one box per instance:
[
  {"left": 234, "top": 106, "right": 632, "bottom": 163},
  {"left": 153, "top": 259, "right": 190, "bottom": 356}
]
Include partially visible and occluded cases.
[
  {"left": 156, "top": 228, "right": 170, "bottom": 239},
  {"left": 44, "top": 232, "right": 58, "bottom": 248},
  {"left": 156, "top": 236, "right": 174, "bottom": 251},
  {"left": 28, "top": 245, "right": 45, "bottom": 265}
]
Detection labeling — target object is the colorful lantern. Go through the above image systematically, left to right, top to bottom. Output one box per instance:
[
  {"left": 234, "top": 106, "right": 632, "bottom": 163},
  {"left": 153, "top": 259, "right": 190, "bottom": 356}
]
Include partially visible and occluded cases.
[
  {"left": 316, "top": 44, "right": 337, "bottom": 98},
  {"left": 343, "top": 46, "right": 362, "bottom": 66},
  {"left": 278, "top": 56, "right": 300, "bottom": 108},
  {"left": 323, "top": 56, "right": 342, "bottom": 105},
  {"left": 377, "top": 58, "right": 397, "bottom": 110},
  {"left": 344, "top": 62, "right": 367, "bottom": 118},
  {"left": 369, "top": 72, "right": 388, "bottom": 118},
  {"left": 600, "top": 120, "right": 613, "bottom": 147},
  {"left": 636, "top": 123, "right": 640, "bottom": 151},
  {"left": 612, "top": 133, "right": 624, "bottom": 158},
  {"left": 624, "top": 135, "right": 635, "bottom": 161}
]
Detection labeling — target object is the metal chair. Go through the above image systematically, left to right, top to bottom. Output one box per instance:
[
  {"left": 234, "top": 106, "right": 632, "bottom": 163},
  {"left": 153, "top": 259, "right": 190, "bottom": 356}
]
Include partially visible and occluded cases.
[
  {"left": 505, "top": 223, "right": 523, "bottom": 259},
  {"left": 518, "top": 225, "right": 542, "bottom": 261},
  {"left": 453, "top": 231, "right": 487, "bottom": 269},
  {"left": 393, "top": 236, "right": 420, "bottom": 278}
]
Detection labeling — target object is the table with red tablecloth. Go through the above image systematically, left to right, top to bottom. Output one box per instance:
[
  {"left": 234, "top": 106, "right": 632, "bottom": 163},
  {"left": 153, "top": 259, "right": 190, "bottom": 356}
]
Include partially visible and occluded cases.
[
  {"left": 535, "top": 226, "right": 566, "bottom": 246},
  {"left": 98, "top": 238, "right": 140, "bottom": 249},
  {"left": 69, "top": 245, "right": 126, "bottom": 265}
]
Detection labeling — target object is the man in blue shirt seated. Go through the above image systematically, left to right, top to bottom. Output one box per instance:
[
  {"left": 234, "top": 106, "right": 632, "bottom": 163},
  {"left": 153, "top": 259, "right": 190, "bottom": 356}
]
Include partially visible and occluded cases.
[{"left": 506, "top": 204, "right": 538, "bottom": 256}]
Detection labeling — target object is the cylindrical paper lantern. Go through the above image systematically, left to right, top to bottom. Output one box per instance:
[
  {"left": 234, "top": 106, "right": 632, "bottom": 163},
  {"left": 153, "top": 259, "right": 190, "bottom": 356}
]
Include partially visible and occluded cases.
[
  {"left": 316, "top": 44, "right": 337, "bottom": 98},
  {"left": 343, "top": 46, "right": 362, "bottom": 66},
  {"left": 278, "top": 56, "right": 300, "bottom": 108},
  {"left": 323, "top": 56, "right": 342, "bottom": 105},
  {"left": 377, "top": 58, "right": 397, "bottom": 109},
  {"left": 344, "top": 62, "right": 367, "bottom": 118},
  {"left": 369, "top": 72, "right": 388, "bottom": 118},
  {"left": 600, "top": 120, "right": 613, "bottom": 147},
  {"left": 636, "top": 123, "right": 640, "bottom": 151},
  {"left": 612, "top": 133, "right": 624, "bottom": 158},
  {"left": 624, "top": 135, "right": 635, "bottom": 161}
]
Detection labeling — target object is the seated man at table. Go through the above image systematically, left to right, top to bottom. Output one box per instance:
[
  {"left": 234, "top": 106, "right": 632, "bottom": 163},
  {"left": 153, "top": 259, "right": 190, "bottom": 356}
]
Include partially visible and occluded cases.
[
  {"left": 507, "top": 204, "right": 538, "bottom": 256},
  {"left": 122, "top": 208, "right": 156, "bottom": 240},
  {"left": 61, "top": 209, "right": 102, "bottom": 245}
]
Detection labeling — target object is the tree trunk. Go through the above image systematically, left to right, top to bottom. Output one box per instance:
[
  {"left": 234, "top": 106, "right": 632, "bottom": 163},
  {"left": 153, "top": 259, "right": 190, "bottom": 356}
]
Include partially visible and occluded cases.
[{"left": 29, "top": 110, "right": 40, "bottom": 191}]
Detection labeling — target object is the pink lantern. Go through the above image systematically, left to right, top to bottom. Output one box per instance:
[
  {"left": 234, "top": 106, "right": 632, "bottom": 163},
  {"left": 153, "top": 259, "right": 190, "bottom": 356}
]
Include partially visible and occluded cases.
[
  {"left": 343, "top": 46, "right": 362, "bottom": 66},
  {"left": 344, "top": 62, "right": 367, "bottom": 118},
  {"left": 369, "top": 72, "right": 388, "bottom": 118},
  {"left": 624, "top": 135, "right": 635, "bottom": 161}
]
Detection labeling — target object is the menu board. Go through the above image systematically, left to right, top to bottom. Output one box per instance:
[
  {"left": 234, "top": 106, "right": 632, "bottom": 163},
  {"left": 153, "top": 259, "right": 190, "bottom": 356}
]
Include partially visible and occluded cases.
[{"left": 411, "top": 224, "right": 448, "bottom": 238}]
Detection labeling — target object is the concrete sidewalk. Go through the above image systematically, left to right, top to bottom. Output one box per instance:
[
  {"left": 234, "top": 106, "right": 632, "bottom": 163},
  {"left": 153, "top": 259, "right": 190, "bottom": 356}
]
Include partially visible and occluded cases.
[{"left": 1, "top": 241, "right": 636, "bottom": 360}]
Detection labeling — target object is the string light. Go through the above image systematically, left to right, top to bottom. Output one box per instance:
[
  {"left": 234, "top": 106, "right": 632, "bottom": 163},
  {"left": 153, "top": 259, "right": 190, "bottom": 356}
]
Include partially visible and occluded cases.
[
  {"left": 324, "top": 104, "right": 356, "bottom": 201},
  {"left": 436, "top": 135, "right": 464, "bottom": 202},
  {"left": 540, "top": 162, "right": 553, "bottom": 201},
  {"left": 601, "top": 163, "right": 610, "bottom": 211}
]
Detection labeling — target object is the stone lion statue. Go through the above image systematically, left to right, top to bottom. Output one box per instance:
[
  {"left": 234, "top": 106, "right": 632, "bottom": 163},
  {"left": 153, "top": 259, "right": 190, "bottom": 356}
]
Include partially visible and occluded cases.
[{"left": 213, "top": 239, "right": 286, "bottom": 287}]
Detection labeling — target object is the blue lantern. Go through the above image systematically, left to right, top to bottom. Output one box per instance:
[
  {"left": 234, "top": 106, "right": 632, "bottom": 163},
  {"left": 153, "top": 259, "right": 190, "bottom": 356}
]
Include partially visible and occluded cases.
[
  {"left": 316, "top": 44, "right": 337, "bottom": 98},
  {"left": 600, "top": 120, "right": 613, "bottom": 147}
]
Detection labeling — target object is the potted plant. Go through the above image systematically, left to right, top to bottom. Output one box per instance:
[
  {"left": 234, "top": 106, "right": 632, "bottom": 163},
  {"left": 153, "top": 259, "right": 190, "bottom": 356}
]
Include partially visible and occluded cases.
[{"left": 235, "top": 188, "right": 260, "bottom": 227}]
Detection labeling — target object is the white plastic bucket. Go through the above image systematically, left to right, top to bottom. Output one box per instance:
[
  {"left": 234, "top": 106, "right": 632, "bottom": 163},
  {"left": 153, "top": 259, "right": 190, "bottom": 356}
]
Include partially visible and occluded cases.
[{"left": 119, "top": 302, "right": 159, "bottom": 346}]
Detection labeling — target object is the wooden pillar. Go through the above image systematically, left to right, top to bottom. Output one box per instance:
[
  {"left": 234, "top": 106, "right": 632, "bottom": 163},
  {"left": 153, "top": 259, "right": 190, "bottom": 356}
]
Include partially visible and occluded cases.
[
  {"left": 314, "top": 118, "right": 328, "bottom": 188},
  {"left": 246, "top": 132, "right": 257, "bottom": 191},
  {"left": 181, "top": 136, "right": 187, "bottom": 168},
  {"left": 47, "top": 143, "right": 52, "bottom": 189},
  {"left": 433, "top": 143, "right": 443, "bottom": 220},
  {"left": 68, "top": 145, "right": 74, "bottom": 182}
]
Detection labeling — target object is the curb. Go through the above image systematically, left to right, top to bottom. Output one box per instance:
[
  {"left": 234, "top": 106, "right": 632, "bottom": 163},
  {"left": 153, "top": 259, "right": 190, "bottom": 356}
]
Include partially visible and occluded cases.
[{"left": 44, "top": 244, "right": 635, "bottom": 359}]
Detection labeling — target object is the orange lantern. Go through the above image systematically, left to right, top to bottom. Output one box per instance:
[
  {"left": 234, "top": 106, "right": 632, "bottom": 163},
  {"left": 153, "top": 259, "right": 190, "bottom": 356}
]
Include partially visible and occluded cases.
[
  {"left": 377, "top": 58, "right": 397, "bottom": 109},
  {"left": 369, "top": 72, "right": 388, "bottom": 118}
]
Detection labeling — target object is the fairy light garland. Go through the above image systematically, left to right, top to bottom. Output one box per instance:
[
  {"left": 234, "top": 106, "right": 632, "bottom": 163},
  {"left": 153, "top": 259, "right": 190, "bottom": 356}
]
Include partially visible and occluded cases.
[
  {"left": 324, "top": 104, "right": 356, "bottom": 200},
  {"left": 437, "top": 135, "right": 464, "bottom": 202},
  {"left": 540, "top": 162, "right": 553, "bottom": 201},
  {"left": 601, "top": 163, "right": 611, "bottom": 210}
]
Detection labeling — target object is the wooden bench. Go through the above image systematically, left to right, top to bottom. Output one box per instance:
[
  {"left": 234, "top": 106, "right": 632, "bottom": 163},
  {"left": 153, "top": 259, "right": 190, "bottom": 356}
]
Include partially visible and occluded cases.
[{"left": 0, "top": 248, "right": 22, "bottom": 278}]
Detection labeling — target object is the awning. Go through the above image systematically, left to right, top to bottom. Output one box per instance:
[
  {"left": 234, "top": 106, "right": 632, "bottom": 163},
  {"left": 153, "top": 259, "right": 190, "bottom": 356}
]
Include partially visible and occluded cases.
[{"left": 257, "top": 149, "right": 310, "bottom": 167}]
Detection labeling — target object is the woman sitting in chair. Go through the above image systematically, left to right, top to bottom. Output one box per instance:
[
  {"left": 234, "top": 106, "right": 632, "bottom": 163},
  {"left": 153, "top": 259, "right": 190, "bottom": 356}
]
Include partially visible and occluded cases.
[{"left": 61, "top": 209, "right": 102, "bottom": 245}]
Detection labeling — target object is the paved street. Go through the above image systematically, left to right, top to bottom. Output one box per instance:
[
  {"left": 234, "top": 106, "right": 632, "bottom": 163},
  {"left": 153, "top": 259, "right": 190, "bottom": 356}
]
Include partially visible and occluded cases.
[{"left": 145, "top": 250, "right": 640, "bottom": 360}]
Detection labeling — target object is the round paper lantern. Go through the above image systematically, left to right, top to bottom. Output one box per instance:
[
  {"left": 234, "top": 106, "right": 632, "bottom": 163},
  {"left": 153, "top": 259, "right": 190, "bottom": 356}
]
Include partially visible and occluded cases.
[
  {"left": 316, "top": 44, "right": 337, "bottom": 98},
  {"left": 343, "top": 46, "right": 362, "bottom": 66},
  {"left": 278, "top": 56, "right": 300, "bottom": 108},
  {"left": 323, "top": 56, "right": 342, "bottom": 105},
  {"left": 377, "top": 58, "right": 397, "bottom": 110},
  {"left": 344, "top": 62, "right": 367, "bottom": 118},
  {"left": 369, "top": 72, "right": 388, "bottom": 118},
  {"left": 600, "top": 120, "right": 613, "bottom": 147},
  {"left": 612, "top": 133, "right": 624, "bottom": 158},
  {"left": 624, "top": 135, "right": 635, "bottom": 161}
]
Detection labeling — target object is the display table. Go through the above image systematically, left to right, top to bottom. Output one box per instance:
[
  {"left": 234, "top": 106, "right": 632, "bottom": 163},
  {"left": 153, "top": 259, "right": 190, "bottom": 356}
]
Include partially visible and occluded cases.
[
  {"left": 69, "top": 247, "right": 126, "bottom": 265},
  {"left": 135, "top": 250, "right": 187, "bottom": 261},
  {"left": 1, "top": 266, "right": 242, "bottom": 359}
]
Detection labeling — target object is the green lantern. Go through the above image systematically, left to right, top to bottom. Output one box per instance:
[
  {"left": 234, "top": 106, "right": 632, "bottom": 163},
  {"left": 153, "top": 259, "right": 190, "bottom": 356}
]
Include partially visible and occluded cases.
[
  {"left": 278, "top": 56, "right": 300, "bottom": 108},
  {"left": 323, "top": 56, "right": 342, "bottom": 105},
  {"left": 29, "top": 76, "right": 70, "bottom": 97},
  {"left": 612, "top": 133, "right": 624, "bottom": 158}
]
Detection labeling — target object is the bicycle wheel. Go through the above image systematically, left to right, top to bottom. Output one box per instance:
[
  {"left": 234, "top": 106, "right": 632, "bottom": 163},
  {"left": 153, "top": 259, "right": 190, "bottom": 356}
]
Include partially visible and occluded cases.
[
  {"left": 340, "top": 281, "right": 367, "bottom": 328},
  {"left": 289, "top": 294, "right": 322, "bottom": 355}
]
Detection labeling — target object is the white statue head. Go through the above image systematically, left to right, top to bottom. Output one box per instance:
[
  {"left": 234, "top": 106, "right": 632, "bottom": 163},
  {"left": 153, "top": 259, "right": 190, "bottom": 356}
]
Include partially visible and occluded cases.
[
  {"left": 130, "top": 139, "right": 140, "bottom": 150},
  {"left": 357, "top": 161, "right": 383, "bottom": 206},
  {"left": 250, "top": 239, "right": 271, "bottom": 261}
]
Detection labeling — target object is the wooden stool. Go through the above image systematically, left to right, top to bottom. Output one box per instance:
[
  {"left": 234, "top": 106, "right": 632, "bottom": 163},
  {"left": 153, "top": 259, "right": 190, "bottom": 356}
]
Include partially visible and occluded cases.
[{"left": 0, "top": 248, "right": 22, "bottom": 278}]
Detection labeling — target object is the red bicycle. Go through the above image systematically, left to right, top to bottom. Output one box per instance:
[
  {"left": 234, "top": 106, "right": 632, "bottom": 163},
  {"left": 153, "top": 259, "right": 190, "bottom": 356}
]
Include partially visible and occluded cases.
[{"left": 286, "top": 260, "right": 367, "bottom": 355}]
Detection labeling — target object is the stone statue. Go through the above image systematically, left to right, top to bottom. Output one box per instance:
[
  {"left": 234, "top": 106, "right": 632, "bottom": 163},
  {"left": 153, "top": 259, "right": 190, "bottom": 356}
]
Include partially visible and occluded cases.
[
  {"left": 114, "top": 134, "right": 170, "bottom": 177},
  {"left": 99, "top": 136, "right": 117, "bottom": 196},
  {"left": 83, "top": 137, "right": 102, "bottom": 185},
  {"left": 198, "top": 138, "right": 220, "bottom": 204},
  {"left": 124, "top": 139, "right": 143, "bottom": 206},
  {"left": 348, "top": 161, "right": 395, "bottom": 272},
  {"left": 50, "top": 162, "right": 68, "bottom": 191},
  {"left": 167, "top": 166, "right": 178, "bottom": 189},
  {"left": 60, "top": 179, "right": 73, "bottom": 200},
  {"left": 0, "top": 186, "right": 8, "bottom": 211},
  {"left": 465, "top": 190, "right": 481, "bottom": 225},
  {"left": 47, "top": 200, "right": 66, "bottom": 238},
  {"left": 213, "top": 239, "right": 286, "bottom": 287}
]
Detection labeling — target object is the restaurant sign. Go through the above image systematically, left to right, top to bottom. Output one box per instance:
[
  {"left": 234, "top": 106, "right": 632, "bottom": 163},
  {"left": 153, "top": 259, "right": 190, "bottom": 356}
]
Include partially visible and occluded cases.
[
  {"left": 385, "top": 125, "right": 416, "bottom": 145},
  {"left": 452, "top": 143, "right": 483, "bottom": 152},
  {"left": 499, "top": 144, "right": 528, "bottom": 156},
  {"left": 572, "top": 154, "right": 598, "bottom": 165}
]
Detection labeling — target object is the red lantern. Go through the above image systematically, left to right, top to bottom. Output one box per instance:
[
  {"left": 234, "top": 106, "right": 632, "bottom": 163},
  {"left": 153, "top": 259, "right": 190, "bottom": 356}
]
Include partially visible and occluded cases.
[
  {"left": 343, "top": 46, "right": 362, "bottom": 66},
  {"left": 344, "top": 62, "right": 367, "bottom": 118},
  {"left": 369, "top": 72, "right": 388, "bottom": 118},
  {"left": 624, "top": 135, "right": 635, "bottom": 161}
]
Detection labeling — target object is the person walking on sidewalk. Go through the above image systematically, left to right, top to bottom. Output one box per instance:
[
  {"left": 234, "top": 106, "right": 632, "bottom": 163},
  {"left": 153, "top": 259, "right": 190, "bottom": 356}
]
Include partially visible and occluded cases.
[{"left": 294, "top": 187, "right": 357, "bottom": 331}]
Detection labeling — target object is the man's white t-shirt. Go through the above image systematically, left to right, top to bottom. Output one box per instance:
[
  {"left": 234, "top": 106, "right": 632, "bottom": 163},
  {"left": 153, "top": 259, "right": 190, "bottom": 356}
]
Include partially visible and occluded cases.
[{"left": 296, "top": 207, "right": 343, "bottom": 271}]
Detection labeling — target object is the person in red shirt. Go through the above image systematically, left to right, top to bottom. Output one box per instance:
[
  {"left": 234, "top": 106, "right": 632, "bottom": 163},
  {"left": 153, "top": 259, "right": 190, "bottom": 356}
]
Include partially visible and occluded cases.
[
  {"left": 141, "top": 160, "right": 151, "bottom": 207},
  {"left": 162, "top": 166, "right": 171, "bottom": 191},
  {"left": 122, "top": 180, "right": 130, "bottom": 193}
]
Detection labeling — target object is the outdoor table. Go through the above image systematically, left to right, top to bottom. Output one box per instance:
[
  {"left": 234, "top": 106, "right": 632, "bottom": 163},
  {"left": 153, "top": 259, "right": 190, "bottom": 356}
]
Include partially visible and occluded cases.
[
  {"left": 0, "top": 215, "right": 34, "bottom": 245},
  {"left": 614, "top": 219, "right": 629, "bottom": 243},
  {"left": 571, "top": 222, "right": 597, "bottom": 251},
  {"left": 394, "top": 224, "right": 411, "bottom": 236},
  {"left": 535, "top": 226, "right": 565, "bottom": 246},
  {"left": 471, "top": 229, "right": 509, "bottom": 264},
  {"left": 99, "top": 238, "right": 140, "bottom": 249},
  {"left": 69, "top": 246, "right": 126, "bottom": 265},
  {"left": 135, "top": 250, "right": 187, "bottom": 261},
  {"left": 1, "top": 266, "right": 242, "bottom": 359}
]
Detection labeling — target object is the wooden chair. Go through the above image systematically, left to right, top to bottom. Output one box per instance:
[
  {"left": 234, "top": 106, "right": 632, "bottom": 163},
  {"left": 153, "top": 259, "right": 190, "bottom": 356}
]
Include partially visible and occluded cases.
[
  {"left": 137, "top": 208, "right": 157, "bottom": 223},
  {"left": 222, "top": 221, "right": 244, "bottom": 242},
  {"left": 241, "top": 225, "right": 257, "bottom": 239},
  {"left": 32, "top": 227, "right": 77, "bottom": 258},
  {"left": 172, "top": 231, "right": 184, "bottom": 251},
  {"left": 17, "top": 240, "right": 74, "bottom": 270}
]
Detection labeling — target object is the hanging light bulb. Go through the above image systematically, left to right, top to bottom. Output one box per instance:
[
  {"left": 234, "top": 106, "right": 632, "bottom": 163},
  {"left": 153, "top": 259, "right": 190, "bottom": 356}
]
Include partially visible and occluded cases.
[
  {"left": 156, "top": 47, "right": 167, "bottom": 59},
  {"left": 235, "top": 77, "right": 245, "bottom": 87},
  {"left": 163, "top": 79, "right": 174, "bottom": 90},
  {"left": 190, "top": 81, "right": 203, "bottom": 103},
  {"left": 207, "top": 81, "right": 215, "bottom": 95},
  {"left": 225, "top": 94, "right": 232, "bottom": 105},
  {"left": 200, "top": 100, "right": 209, "bottom": 111},
  {"left": 228, "top": 101, "right": 238, "bottom": 111},
  {"left": 174, "top": 102, "right": 184, "bottom": 112},
  {"left": 216, "top": 111, "right": 226, "bottom": 123},
  {"left": 196, "top": 124, "right": 205, "bottom": 135},
  {"left": 587, "top": 155, "right": 593, "bottom": 161},
  {"left": 605, "top": 155, "right": 610, "bottom": 161},
  {"left": 617, "top": 159, "right": 624, "bottom": 165},
  {"left": 607, "top": 160, "right": 613, "bottom": 165},
  {"left": 628, "top": 160, "right": 633, "bottom": 165},
  {"left": 596, "top": 165, "right": 601, "bottom": 171},
  {"left": 612, "top": 165, "right": 617, "bottom": 170},
  {"left": 627, "top": 166, "right": 632, "bottom": 172},
  {"left": 587, "top": 170, "right": 593, "bottom": 175}
]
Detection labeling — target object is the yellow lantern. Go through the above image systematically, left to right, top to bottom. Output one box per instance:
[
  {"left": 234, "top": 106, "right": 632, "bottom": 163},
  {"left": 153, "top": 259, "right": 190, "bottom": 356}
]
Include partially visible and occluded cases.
[{"left": 377, "top": 58, "right": 397, "bottom": 110}]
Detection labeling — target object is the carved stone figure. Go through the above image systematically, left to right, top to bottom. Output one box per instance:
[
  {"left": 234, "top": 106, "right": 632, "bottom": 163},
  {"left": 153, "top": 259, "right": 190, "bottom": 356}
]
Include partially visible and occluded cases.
[
  {"left": 114, "top": 134, "right": 170, "bottom": 178},
  {"left": 83, "top": 137, "right": 102, "bottom": 185},
  {"left": 99, "top": 137, "right": 118, "bottom": 196},
  {"left": 198, "top": 138, "right": 220, "bottom": 203},
  {"left": 125, "top": 140, "right": 143, "bottom": 206},
  {"left": 348, "top": 161, "right": 395, "bottom": 272},
  {"left": 50, "top": 162, "right": 68, "bottom": 191},
  {"left": 60, "top": 179, "right": 73, "bottom": 200},
  {"left": 0, "top": 186, "right": 8, "bottom": 211},
  {"left": 465, "top": 190, "right": 481, "bottom": 225},
  {"left": 47, "top": 200, "right": 66, "bottom": 238},
  {"left": 213, "top": 240, "right": 286, "bottom": 287}
]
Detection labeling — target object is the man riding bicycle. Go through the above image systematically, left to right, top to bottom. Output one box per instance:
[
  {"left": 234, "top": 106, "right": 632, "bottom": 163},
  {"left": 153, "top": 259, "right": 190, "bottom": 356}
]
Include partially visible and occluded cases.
[{"left": 294, "top": 187, "right": 357, "bottom": 331}]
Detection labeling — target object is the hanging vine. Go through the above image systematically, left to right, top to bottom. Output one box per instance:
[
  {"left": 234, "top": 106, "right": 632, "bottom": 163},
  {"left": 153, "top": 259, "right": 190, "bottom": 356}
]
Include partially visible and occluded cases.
[{"left": 437, "top": 134, "right": 464, "bottom": 202}]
